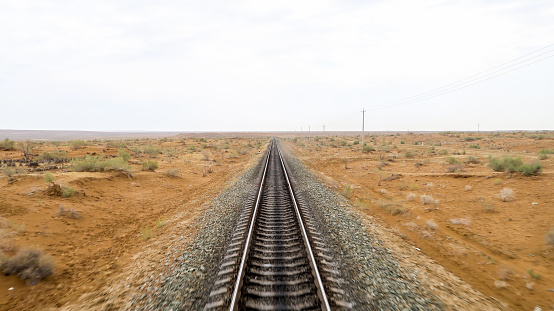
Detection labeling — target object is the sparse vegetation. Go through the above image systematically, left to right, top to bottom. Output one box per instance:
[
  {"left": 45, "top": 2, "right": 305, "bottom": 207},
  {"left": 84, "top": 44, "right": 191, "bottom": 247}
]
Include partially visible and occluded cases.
[
  {"left": 0, "top": 138, "right": 16, "bottom": 150},
  {"left": 69, "top": 140, "right": 86, "bottom": 150},
  {"left": 118, "top": 149, "right": 132, "bottom": 162},
  {"left": 39, "top": 150, "right": 68, "bottom": 162},
  {"left": 466, "top": 155, "right": 480, "bottom": 164},
  {"left": 488, "top": 155, "right": 542, "bottom": 175},
  {"left": 71, "top": 156, "right": 131, "bottom": 174},
  {"left": 446, "top": 156, "right": 459, "bottom": 165},
  {"left": 142, "top": 160, "right": 158, "bottom": 171},
  {"left": 165, "top": 169, "right": 180, "bottom": 177},
  {"left": 43, "top": 172, "right": 55, "bottom": 183},
  {"left": 340, "top": 184, "right": 352, "bottom": 199},
  {"left": 61, "top": 186, "right": 77, "bottom": 198},
  {"left": 498, "top": 188, "right": 514, "bottom": 202},
  {"left": 406, "top": 193, "right": 417, "bottom": 201},
  {"left": 420, "top": 194, "right": 438, "bottom": 205},
  {"left": 375, "top": 199, "right": 406, "bottom": 215},
  {"left": 56, "top": 205, "right": 81, "bottom": 219},
  {"left": 156, "top": 217, "right": 166, "bottom": 228},
  {"left": 450, "top": 218, "right": 471, "bottom": 226},
  {"left": 426, "top": 219, "right": 438, "bottom": 230},
  {"left": 141, "top": 226, "right": 153, "bottom": 240},
  {"left": 0, "top": 247, "right": 54, "bottom": 283},
  {"left": 527, "top": 268, "right": 542, "bottom": 280}
]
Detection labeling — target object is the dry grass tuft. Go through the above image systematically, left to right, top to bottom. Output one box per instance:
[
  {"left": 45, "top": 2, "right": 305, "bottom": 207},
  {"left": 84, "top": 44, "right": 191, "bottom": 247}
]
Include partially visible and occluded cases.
[
  {"left": 498, "top": 188, "right": 514, "bottom": 202},
  {"left": 406, "top": 193, "right": 417, "bottom": 201},
  {"left": 420, "top": 194, "right": 438, "bottom": 205},
  {"left": 450, "top": 218, "right": 471, "bottom": 226},
  {"left": 426, "top": 219, "right": 438, "bottom": 230},
  {"left": 494, "top": 280, "right": 507, "bottom": 289}
]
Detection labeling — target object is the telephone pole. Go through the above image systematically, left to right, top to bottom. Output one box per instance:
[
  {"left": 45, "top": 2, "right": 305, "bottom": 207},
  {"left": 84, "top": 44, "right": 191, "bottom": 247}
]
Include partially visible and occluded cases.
[
  {"left": 361, "top": 108, "right": 366, "bottom": 153},
  {"left": 478, "top": 123, "right": 480, "bottom": 134},
  {"left": 308, "top": 125, "right": 310, "bottom": 133},
  {"left": 323, "top": 125, "right": 325, "bottom": 132}
]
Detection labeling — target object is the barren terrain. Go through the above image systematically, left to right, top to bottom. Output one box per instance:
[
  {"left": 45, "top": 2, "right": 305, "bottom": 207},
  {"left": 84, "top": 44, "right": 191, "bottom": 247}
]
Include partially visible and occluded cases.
[
  {"left": 284, "top": 131, "right": 554, "bottom": 310},
  {"left": 0, "top": 136, "right": 266, "bottom": 310}
]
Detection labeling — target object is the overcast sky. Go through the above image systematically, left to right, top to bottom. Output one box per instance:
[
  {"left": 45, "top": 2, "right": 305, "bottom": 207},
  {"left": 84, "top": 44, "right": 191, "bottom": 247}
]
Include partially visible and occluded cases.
[{"left": 1, "top": 0, "right": 553, "bottom": 132}]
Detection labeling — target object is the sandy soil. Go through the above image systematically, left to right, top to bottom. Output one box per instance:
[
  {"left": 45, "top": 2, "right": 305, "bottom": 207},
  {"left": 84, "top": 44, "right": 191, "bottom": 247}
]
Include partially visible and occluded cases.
[
  {"left": 284, "top": 131, "right": 554, "bottom": 310},
  {"left": 0, "top": 137, "right": 267, "bottom": 310}
]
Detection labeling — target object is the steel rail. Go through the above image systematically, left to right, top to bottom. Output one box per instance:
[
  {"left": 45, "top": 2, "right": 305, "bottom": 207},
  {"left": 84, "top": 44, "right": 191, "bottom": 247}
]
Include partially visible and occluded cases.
[
  {"left": 228, "top": 142, "right": 272, "bottom": 311},
  {"left": 276, "top": 142, "right": 331, "bottom": 311}
]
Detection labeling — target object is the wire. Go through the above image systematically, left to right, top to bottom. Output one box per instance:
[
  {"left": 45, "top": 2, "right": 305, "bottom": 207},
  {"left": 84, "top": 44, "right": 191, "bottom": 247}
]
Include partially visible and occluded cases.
[
  {"left": 368, "top": 43, "right": 554, "bottom": 111},
  {"left": 369, "top": 53, "right": 554, "bottom": 111}
]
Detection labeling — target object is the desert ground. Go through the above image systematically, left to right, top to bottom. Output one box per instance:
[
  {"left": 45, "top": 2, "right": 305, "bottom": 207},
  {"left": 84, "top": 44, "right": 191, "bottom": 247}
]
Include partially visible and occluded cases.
[
  {"left": 0, "top": 131, "right": 553, "bottom": 310},
  {"left": 283, "top": 131, "right": 554, "bottom": 310},
  {"left": 0, "top": 135, "right": 266, "bottom": 310}
]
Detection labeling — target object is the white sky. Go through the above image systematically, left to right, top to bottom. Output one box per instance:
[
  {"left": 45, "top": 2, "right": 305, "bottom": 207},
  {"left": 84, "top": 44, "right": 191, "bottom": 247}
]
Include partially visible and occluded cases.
[{"left": 1, "top": 0, "right": 553, "bottom": 132}]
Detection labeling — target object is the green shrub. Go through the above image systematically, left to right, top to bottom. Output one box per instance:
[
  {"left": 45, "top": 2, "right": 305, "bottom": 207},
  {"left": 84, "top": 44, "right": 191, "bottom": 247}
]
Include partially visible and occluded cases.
[
  {"left": 464, "top": 137, "right": 475, "bottom": 141},
  {"left": 0, "top": 138, "right": 16, "bottom": 150},
  {"left": 69, "top": 140, "right": 86, "bottom": 150},
  {"left": 353, "top": 140, "right": 359, "bottom": 145},
  {"left": 362, "top": 144, "right": 374, "bottom": 153},
  {"left": 468, "top": 144, "right": 480, "bottom": 149},
  {"left": 144, "top": 145, "right": 160, "bottom": 158},
  {"left": 117, "top": 149, "right": 131, "bottom": 162},
  {"left": 439, "top": 149, "right": 448, "bottom": 155},
  {"left": 539, "top": 149, "right": 554, "bottom": 154},
  {"left": 39, "top": 150, "right": 68, "bottom": 162},
  {"left": 405, "top": 151, "right": 414, "bottom": 158},
  {"left": 71, "top": 155, "right": 130, "bottom": 173},
  {"left": 466, "top": 155, "right": 480, "bottom": 164},
  {"left": 487, "top": 155, "right": 541, "bottom": 175},
  {"left": 446, "top": 156, "right": 459, "bottom": 165},
  {"left": 142, "top": 160, "right": 158, "bottom": 171},
  {"left": 519, "top": 162, "right": 542, "bottom": 176},
  {"left": 165, "top": 169, "right": 180, "bottom": 177},
  {"left": 43, "top": 173, "right": 55, "bottom": 184},
  {"left": 340, "top": 184, "right": 352, "bottom": 199},
  {"left": 62, "top": 186, "right": 76, "bottom": 198},
  {"left": 141, "top": 227, "right": 153, "bottom": 240},
  {"left": 0, "top": 247, "right": 54, "bottom": 283},
  {"left": 527, "top": 269, "right": 542, "bottom": 280}
]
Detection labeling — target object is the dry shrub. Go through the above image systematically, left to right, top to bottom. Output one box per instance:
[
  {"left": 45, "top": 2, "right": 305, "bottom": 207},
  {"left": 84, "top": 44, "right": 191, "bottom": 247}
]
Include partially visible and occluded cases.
[
  {"left": 445, "top": 164, "right": 465, "bottom": 173},
  {"left": 165, "top": 169, "right": 180, "bottom": 178},
  {"left": 464, "top": 185, "right": 472, "bottom": 191},
  {"left": 498, "top": 188, "right": 514, "bottom": 202},
  {"left": 379, "top": 189, "right": 387, "bottom": 194},
  {"left": 406, "top": 193, "right": 417, "bottom": 201},
  {"left": 420, "top": 194, "right": 438, "bottom": 205},
  {"left": 375, "top": 199, "right": 406, "bottom": 215},
  {"left": 56, "top": 205, "right": 81, "bottom": 219},
  {"left": 449, "top": 218, "right": 471, "bottom": 226},
  {"left": 426, "top": 219, "right": 438, "bottom": 230},
  {"left": 403, "top": 222, "right": 418, "bottom": 231},
  {"left": 421, "top": 230, "right": 435, "bottom": 240},
  {"left": 0, "top": 247, "right": 54, "bottom": 283},
  {"left": 497, "top": 268, "right": 513, "bottom": 280},
  {"left": 494, "top": 280, "right": 507, "bottom": 289},
  {"left": 525, "top": 282, "right": 535, "bottom": 290}
]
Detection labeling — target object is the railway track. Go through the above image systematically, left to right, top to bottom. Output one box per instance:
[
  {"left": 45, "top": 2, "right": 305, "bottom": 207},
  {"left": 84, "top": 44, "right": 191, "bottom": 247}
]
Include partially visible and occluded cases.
[{"left": 204, "top": 139, "right": 351, "bottom": 310}]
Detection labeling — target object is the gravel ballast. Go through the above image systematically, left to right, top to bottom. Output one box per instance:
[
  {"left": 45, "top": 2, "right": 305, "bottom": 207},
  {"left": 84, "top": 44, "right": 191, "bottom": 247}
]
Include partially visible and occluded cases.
[
  {"left": 280, "top": 143, "right": 443, "bottom": 310},
  {"left": 127, "top": 153, "right": 265, "bottom": 311}
]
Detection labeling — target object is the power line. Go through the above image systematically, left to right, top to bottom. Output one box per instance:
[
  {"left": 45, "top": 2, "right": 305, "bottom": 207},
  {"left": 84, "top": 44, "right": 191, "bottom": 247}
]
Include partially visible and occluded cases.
[{"left": 368, "top": 43, "right": 554, "bottom": 111}]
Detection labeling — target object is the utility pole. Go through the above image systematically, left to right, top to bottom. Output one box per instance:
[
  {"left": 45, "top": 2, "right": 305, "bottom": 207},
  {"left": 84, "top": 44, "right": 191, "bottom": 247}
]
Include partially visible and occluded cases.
[
  {"left": 361, "top": 108, "right": 366, "bottom": 153},
  {"left": 478, "top": 123, "right": 480, "bottom": 134},
  {"left": 308, "top": 125, "right": 310, "bottom": 133},
  {"left": 323, "top": 125, "right": 325, "bottom": 132}
]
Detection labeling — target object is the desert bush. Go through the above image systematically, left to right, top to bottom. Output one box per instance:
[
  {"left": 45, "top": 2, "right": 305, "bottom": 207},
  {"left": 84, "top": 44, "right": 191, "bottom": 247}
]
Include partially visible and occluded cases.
[
  {"left": 0, "top": 138, "right": 15, "bottom": 150},
  {"left": 69, "top": 140, "right": 86, "bottom": 150},
  {"left": 362, "top": 144, "right": 374, "bottom": 153},
  {"left": 468, "top": 144, "right": 480, "bottom": 149},
  {"left": 144, "top": 145, "right": 160, "bottom": 158},
  {"left": 188, "top": 145, "right": 197, "bottom": 152},
  {"left": 162, "top": 148, "right": 179, "bottom": 157},
  {"left": 117, "top": 149, "right": 132, "bottom": 162},
  {"left": 439, "top": 149, "right": 448, "bottom": 155},
  {"left": 539, "top": 149, "right": 554, "bottom": 155},
  {"left": 39, "top": 150, "right": 68, "bottom": 162},
  {"left": 405, "top": 151, "right": 414, "bottom": 158},
  {"left": 538, "top": 153, "right": 548, "bottom": 160},
  {"left": 71, "top": 155, "right": 130, "bottom": 173},
  {"left": 466, "top": 155, "right": 480, "bottom": 164},
  {"left": 487, "top": 155, "right": 523, "bottom": 173},
  {"left": 445, "top": 156, "right": 459, "bottom": 165},
  {"left": 142, "top": 160, "right": 158, "bottom": 171},
  {"left": 519, "top": 162, "right": 542, "bottom": 176},
  {"left": 445, "top": 164, "right": 465, "bottom": 173},
  {"left": 2, "top": 167, "right": 16, "bottom": 177},
  {"left": 165, "top": 169, "right": 180, "bottom": 177},
  {"left": 43, "top": 173, "right": 55, "bottom": 184},
  {"left": 409, "top": 183, "right": 419, "bottom": 191},
  {"left": 340, "top": 184, "right": 352, "bottom": 199},
  {"left": 465, "top": 185, "right": 472, "bottom": 191},
  {"left": 61, "top": 186, "right": 76, "bottom": 198},
  {"left": 498, "top": 188, "right": 514, "bottom": 202},
  {"left": 379, "top": 189, "right": 387, "bottom": 194},
  {"left": 406, "top": 193, "right": 417, "bottom": 201},
  {"left": 420, "top": 194, "right": 438, "bottom": 205},
  {"left": 375, "top": 199, "right": 406, "bottom": 215},
  {"left": 482, "top": 202, "right": 496, "bottom": 213},
  {"left": 56, "top": 205, "right": 81, "bottom": 219},
  {"left": 156, "top": 218, "right": 166, "bottom": 228},
  {"left": 450, "top": 218, "right": 471, "bottom": 226},
  {"left": 426, "top": 219, "right": 438, "bottom": 230},
  {"left": 141, "top": 227, "right": 153, "bottom": 240},
  {"left": 545, "top": 227, "right": 554, "bottom": 246},
  {"left": 0, "top": 247, "right": 54, "bottom": 283},
  {"left": 527, "top": 269, "right": 542, "bottom": 280},
  {"left": 494, "top": 280, "right": 507, "bottom": 289}
]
